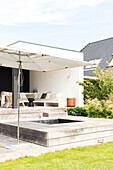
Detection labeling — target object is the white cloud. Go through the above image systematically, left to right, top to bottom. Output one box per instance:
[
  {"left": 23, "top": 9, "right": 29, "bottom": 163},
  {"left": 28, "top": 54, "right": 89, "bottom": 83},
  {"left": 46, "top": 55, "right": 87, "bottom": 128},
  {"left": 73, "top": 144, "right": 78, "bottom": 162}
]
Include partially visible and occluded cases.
[
  {"left": 0, "top": 0, "right": 110, "bottom": 25},
  {"left": 100, "top": 16, "right": 113, "bottom": 23}
]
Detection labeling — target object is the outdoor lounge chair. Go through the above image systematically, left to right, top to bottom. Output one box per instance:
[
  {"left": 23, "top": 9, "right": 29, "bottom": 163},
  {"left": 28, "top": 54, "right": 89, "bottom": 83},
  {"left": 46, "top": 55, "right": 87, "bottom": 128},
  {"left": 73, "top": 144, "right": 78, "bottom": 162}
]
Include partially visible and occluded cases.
[{"left": 1, "top": 91, "right": 12, "bottom": 108}]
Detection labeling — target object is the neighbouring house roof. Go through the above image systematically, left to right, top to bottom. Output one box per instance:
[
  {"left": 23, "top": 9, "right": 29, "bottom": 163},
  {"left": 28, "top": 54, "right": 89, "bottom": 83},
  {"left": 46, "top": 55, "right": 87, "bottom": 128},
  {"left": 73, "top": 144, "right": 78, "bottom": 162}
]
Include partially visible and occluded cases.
[{"left": 81, "top": 37, "right": 113, "bottom": 77}]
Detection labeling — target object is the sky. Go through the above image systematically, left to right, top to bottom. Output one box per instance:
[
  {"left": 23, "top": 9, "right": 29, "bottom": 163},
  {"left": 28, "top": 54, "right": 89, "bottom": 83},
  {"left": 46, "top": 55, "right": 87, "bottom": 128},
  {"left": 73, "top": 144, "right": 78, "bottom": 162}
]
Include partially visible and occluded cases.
[{"left": 0, "top": 0, "right": 113, "bottom": 51}]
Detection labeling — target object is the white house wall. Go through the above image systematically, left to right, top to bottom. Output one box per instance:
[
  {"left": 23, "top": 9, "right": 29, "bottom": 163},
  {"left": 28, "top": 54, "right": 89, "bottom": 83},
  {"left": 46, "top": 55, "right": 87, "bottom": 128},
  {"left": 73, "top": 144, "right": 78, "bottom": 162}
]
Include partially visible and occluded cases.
[{"left": 30, "top": 67, "right": 83, "bottom": 107}]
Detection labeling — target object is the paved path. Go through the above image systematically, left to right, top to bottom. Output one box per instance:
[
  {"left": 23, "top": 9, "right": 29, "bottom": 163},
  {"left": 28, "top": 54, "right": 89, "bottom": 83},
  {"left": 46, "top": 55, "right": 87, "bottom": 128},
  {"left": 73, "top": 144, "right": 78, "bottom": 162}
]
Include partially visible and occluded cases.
[
  {"left": 0, "top": 134, "right": 83, "bottom": 163},
  {"left": 0, "top": 134, "right": 52, "bottom": 162}
]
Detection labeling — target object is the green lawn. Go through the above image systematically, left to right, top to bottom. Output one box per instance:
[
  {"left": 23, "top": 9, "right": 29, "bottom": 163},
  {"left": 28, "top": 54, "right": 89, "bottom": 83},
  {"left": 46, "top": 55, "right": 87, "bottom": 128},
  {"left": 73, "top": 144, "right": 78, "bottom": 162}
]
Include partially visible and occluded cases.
[{"left": 1, "top": 142, "right": 113, "bottom": 170}]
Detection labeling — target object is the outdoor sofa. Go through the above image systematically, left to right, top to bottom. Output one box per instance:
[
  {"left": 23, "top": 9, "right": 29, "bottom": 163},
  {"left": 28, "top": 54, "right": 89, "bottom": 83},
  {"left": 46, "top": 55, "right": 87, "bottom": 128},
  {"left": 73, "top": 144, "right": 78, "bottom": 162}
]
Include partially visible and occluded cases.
[{"left": 0, "top": 92, "right": 65, "bottom": 108}]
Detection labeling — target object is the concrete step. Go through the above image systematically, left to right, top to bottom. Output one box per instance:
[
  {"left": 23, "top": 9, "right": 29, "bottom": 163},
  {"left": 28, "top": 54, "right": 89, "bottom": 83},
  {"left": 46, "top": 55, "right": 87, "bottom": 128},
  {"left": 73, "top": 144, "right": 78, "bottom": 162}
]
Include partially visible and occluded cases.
[
  {"left": 0, "top": 107, "right": 67, "bottom": 120},
  {"left": 0, "top": 107, "right": 66, "bottom": 114},
  {"left": 43, "top": 111, "right": 67, "bottom": 117},
  {"left": 0, "top": 113, "right": 41, "bottom": 120}
]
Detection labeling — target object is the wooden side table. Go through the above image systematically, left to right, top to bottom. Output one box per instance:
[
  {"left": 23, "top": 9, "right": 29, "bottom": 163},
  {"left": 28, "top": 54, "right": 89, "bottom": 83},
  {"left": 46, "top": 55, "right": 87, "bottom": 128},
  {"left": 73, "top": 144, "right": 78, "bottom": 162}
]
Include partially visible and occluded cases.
[{"left": 67, "top": 98, "right": 76, "bottom": 107}]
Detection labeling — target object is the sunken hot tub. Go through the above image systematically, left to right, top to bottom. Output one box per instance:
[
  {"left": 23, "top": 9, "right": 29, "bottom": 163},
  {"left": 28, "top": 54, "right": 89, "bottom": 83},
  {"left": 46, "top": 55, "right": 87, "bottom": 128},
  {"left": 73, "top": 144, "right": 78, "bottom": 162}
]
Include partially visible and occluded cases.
[
  {"left": 0, "top": 117, "right": 113, "bottom": 147},
  {"left": 31, "top": 118, "right": 82, "bottom": 125}
]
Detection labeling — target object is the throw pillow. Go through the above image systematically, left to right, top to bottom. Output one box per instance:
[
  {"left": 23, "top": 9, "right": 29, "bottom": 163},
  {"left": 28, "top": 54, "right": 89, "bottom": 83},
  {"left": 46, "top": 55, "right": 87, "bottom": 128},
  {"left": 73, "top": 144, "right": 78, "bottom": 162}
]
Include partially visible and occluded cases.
[
  {"left": 46, "top": 92, "right": 51, "bottom": 99},
  {"left": 38, "top": 93, "right": 42, "bottom": 99},
  {"left": 41, "top": 93, "right": 47, "bottom": 99},
  {"left": 50, "top": 93, "right": 56, "bottom": 99}
]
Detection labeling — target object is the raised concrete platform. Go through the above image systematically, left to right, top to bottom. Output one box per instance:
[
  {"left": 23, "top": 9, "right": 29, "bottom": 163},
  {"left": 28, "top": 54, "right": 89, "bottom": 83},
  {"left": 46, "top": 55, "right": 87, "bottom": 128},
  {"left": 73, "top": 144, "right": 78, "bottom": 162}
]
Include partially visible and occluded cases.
[{"left": 0, "top": 116, "right": 113, "bottom": 147}]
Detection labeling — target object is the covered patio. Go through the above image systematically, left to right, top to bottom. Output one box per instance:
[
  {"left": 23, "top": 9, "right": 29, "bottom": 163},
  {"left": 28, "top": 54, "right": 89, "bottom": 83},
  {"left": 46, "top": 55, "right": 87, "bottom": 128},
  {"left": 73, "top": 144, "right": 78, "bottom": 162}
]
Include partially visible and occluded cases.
[{"left": 0, "top": 41, "right": 91, "bottom": 109}]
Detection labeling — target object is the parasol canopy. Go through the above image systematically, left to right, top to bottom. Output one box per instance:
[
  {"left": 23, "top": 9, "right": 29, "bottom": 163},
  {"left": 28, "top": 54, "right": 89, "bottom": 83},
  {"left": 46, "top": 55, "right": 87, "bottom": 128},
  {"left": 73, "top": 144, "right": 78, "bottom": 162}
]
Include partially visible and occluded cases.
[{"left": 0, "top": 47, "right": 92, "bottom": 72}]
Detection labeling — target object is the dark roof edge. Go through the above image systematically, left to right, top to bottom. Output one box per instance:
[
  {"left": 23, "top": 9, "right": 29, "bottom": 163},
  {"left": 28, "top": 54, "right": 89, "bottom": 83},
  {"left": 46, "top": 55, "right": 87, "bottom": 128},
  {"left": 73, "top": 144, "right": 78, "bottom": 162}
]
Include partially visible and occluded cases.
[
  {"left": 81, "top": 37, "right": 113, "bottom": 51},
  {"left": 89, "top": 37, "right": 113, "bottom": 45},
  {"left": 8, "top": 40, "right": 81, "bottom": 53},
  {"left": 80, "top": 43, "right": 90, "bottom": 52}
]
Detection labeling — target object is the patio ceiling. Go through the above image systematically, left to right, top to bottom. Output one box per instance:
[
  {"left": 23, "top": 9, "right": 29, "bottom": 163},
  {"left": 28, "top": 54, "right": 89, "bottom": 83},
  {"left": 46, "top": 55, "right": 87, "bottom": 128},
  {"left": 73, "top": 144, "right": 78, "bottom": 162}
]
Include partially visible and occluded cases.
[{"left": 0, "top": 47, "right": 92, "bottom": 72}]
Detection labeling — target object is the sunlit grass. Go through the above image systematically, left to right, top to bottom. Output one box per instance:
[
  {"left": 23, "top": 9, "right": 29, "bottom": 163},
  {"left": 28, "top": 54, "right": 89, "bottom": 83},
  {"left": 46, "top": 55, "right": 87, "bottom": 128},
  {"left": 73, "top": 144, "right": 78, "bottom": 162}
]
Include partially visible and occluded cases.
[{"left": 1, "top": 142, "right": 113, "bottom": 170}]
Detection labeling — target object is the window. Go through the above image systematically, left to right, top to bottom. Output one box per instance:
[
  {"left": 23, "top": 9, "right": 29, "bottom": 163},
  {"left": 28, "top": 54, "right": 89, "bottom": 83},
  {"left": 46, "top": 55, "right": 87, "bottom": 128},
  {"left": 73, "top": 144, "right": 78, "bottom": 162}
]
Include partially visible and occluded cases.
[{"left": 84, "top": 58, "right": 102, "bottom": 71}]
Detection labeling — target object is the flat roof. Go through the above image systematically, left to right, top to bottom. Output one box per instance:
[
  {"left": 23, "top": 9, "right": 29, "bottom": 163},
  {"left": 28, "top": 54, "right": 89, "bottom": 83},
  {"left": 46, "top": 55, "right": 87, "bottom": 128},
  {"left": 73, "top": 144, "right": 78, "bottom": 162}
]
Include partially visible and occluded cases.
[{"left": 8, "top": 40, "right": 81, "bottom": 53}]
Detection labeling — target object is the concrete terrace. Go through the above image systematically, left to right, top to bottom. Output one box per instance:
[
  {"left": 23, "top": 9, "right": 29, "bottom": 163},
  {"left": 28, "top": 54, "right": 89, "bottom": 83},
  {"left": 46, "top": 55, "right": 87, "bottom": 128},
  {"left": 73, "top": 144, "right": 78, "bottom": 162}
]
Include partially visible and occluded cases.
[{"left": 0, "top": 116, "right": 113, "bottom": 162}]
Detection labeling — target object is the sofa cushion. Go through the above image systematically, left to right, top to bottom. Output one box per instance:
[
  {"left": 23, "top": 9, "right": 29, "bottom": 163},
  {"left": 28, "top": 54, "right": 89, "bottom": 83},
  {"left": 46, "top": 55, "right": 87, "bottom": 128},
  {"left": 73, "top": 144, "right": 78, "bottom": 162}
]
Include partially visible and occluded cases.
[
  {"left": 46, "top": 92, "right": 51, "bottom": 99},
  {"left": 20, "top": 93, "right": 27, "bottom": 100},
  {"left": 34, "top": 93, "right": 42, "bottom": 99},
  {"left": 50, "top": 93, "right": 56, "bottom": 99},
  {"left": 56, "top": 93, "right": 61, "bottom": 99},
  {"left": 26, "top": 94, "right": 34, "bottom": 99}
]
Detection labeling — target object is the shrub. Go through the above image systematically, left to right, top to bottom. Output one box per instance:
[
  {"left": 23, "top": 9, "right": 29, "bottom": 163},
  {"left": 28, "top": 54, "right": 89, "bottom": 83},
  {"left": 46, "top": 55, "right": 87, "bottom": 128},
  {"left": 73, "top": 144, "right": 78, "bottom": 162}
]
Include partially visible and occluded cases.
[
  {"left": 73, "top": 66, "right": 113, "bottom": 119},
  {"left": 66, "top": 94, "right": 113, "bottom": 119},
  {"left": 86, "top": 96, "right": 113, "bottom": 119},
  {"left": 66, "top": 106, "right": 88, "bottom": 117}
]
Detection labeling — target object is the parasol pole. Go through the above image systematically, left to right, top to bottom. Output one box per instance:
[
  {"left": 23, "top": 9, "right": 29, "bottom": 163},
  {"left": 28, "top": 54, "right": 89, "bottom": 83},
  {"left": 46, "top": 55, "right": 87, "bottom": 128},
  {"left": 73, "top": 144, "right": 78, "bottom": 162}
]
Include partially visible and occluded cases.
[{"left": 17, "top": 51, "right": 21, "bottom": 145}]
